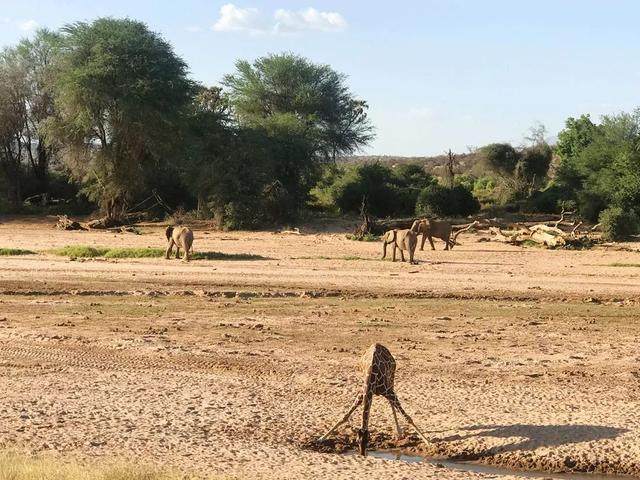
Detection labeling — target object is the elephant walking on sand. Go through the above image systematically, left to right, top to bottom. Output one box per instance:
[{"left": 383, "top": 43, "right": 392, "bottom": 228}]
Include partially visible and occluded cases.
[
  {"left": 381, "top": 223, "right": 419, "bottom": 264},
  {"left": 165, "top": 226, "right": 193, "bottom": 261}
]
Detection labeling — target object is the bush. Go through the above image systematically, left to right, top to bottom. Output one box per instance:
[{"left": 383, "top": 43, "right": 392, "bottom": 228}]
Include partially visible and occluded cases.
[
  {"left": 326, "top": 163, "right": 405, "bottom": 217},
  {"left": 415, "top": 184, "right": 480, "bottom": 217},
  {"left": 525, "top": 184, "right": 575, "bottom": 214},
  {"left": 577, "top": 191, "right": 607, "bottom": 222},
  {"left": 599, "top": 207, "right": 640, "bottom": 241}
]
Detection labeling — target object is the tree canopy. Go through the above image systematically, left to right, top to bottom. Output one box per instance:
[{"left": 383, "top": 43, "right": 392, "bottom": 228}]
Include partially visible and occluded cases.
[{"left": 49, "top": 18, "right": 193, "bottom": 218}]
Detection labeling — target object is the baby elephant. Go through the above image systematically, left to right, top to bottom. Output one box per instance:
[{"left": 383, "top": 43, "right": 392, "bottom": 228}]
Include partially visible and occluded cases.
[
  {"left": 165, "top": 226, "right": 194, "bottom": 261},
  {"left": 381, "top": 227, "right": 418, "bottom": 264}
]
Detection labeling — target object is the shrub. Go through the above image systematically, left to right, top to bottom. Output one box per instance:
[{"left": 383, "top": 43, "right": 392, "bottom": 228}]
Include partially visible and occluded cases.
[
  {"left": 329, "top": 163, "right": 399, "bottom": 217},
  {"left": 415, "top": 184, "right": 480, "bottom": 217},
  {"left": 525, "top": 184, "right": 574, "bottom": 214},
  {"left": 577, "top": 192, "right": 607, "bottom": 222},
  {"left": 599, "top": 207, "right": 640, "bottom": 241}
]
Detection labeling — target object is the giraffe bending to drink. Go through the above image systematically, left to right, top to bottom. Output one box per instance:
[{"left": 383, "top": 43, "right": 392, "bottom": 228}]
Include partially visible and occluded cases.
[{"left": 319, "top": 343, "right": 429, "bottom": 455}]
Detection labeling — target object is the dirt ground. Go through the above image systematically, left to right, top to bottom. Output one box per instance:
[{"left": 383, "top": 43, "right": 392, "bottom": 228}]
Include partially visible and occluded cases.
[{"left": 1, "top": 216, "right": 640, "bottom": 479}]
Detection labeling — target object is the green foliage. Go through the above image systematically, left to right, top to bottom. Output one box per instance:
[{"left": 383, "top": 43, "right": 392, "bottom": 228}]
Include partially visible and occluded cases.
[
  {"left": 49, "top": 18, "right": 193, "bottom": 219},
  {"left": 223, "top": 52, "right": 374, "bottom": 160},
  {"left": 556, "top": 109, "right": 640, "bottom": 222},
  {"left": 556, "top": 114, "right": 598, "bottom": 166},
  {"left": 480, "top": 140, "right": 553, "bottom": 202},
  {"left": 481, "top": 143, "right": 519, "bottom": 176},
  {"left": 321, "top": 162, "right": 435, "bottom": 217},
  {"left": 415, "top": 184, "right": 480, "bottom": 217},
  {"left": 525, "top": 184, "right": 574, "bottom": 214},
  {"left": 599, "top": 207, "right": 639, "bottom": 241},
  {"left": 345, "top": 233, "right": 380, "bottom": 242},
  {"left": 49, "top": 245, "right": 266, "bottom": 260},
  {"left": 50, "top": 246, "right": 110, "bottom": 258},
  {"left": 0, "top": 248, "right": 36, "bottom": 256},
  {"left": 103, "top": 248, "right": 166, "bottom": 259},
  {"left": 191, "top": 251, "right": 267, "bottom": 261}
]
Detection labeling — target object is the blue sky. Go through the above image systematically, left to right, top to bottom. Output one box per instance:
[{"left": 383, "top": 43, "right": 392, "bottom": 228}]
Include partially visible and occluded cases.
[{"left": 1, "top": 0, "right": 638, "bottom": 156}]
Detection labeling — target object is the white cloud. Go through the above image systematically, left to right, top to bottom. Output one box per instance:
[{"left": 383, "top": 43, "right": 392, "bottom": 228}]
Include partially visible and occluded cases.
[
  {"left": 212, "top": 4, "right": 268, "bottom": 33},
  {"left": 212, "top": 4, "right": 347, "bottom": 35},
  {"left": 274, "top": 7, "right": 347, "bottom": 33},
  {"left": 0, "top": 17, "right": 11, "bottom": 24},
  {"left": 18, "top": 19, "right": 39, "bottom": 31}
]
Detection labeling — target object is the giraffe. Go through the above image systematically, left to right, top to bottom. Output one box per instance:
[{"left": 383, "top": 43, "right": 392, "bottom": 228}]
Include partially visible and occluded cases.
[{"left": 319, "top": 343, "right": 430, "bottom": 455}]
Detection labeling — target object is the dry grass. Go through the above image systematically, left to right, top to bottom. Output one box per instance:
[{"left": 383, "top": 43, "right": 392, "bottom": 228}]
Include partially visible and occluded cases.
[{"left": 0, "top": 451, "right": 190, "bottom": 480}]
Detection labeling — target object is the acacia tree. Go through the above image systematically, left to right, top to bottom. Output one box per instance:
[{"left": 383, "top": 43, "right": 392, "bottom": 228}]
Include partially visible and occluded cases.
[
  {"left": 49, "top": 18, "right": 193, "bottom": 219},
  {"left": 15, "top": 30, "right": 61, "bottom": 197},
  {"left": 0, "top": 51, "right": 28, "bottom": 207},
  {"left": 221, "top": 53, "right": 374, "bottom": 221},
  {"left": 223, "top": 53, "right": 374, "bottom": 161}
]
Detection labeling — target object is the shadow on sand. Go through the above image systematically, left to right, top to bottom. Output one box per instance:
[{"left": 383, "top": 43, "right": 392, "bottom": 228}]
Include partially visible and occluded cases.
[{"left": 440, "top": 424, "right": 629, "bottom": 459}]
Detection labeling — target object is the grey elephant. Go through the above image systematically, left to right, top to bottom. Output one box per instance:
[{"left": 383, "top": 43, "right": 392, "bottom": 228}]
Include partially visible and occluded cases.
[{"left": 165, "top": 226, "right": 194, "bottom": 261}]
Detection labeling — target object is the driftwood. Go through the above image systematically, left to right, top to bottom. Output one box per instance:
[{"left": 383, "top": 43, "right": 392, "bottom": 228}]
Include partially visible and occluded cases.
[
  {"left": 85, "top": 212, "right": 148, "bottom": 230},
  {"left": 55, "top": 215, "right": 86, "bottom": 231},
  {"left": 486, "top": 219, "right": 598, "bottom": 249}
]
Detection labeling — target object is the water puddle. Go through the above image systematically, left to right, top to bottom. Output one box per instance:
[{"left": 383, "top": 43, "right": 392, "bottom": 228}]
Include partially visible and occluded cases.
[{"left": 345, "top": 450, "right": 635, "bottom": 480}]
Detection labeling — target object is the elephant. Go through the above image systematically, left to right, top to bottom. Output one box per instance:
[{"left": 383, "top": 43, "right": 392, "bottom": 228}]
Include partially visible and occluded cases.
[
  {"left": 413, "top": 219, "right": 454, "bottom": 250},
  {"left": 381, "top": 224, "right": 419, "bottom": 264},
  {"left": 165, "top": 225, "right": 194, "bottom": 261}
]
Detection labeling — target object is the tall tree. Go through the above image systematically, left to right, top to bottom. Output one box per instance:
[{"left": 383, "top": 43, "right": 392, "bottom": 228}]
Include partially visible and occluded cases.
[
  {"left": 49, "top": 18, "right": 193, "bottom": 219},
  {"left": 15, "top": 30, "right": 62, "bottom": 197},
  {"left": 0, "top": 50, "right": 28, "bottom": 207},
  {"left": 223, "top": 52, "right": 374, "bottom": 161}
]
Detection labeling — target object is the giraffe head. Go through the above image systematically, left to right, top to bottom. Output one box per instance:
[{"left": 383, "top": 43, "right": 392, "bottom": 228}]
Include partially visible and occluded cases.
[{"left": 356, "top": 427, "right": 370, "bottom": 456}]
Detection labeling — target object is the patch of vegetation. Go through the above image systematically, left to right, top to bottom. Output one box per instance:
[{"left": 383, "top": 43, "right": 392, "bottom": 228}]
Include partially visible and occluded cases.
[
  {"left": 415, "top": 183, "right": 480, "bottom": 217},
  {"left": 599, "top": 206, "right": 640, "bottom": 241},
  {"left": 345, "top": 233, "right": 380, "bottom": 241},
  {"left": 49, "top": 246, "right": 110, "bottom": 258},
  {"left": 49, "top": 246, "right": 267, "bottom": 261},
  {"left": 0, "top": 248, "right": 36, "bottom": 256},
  {"left": 104, "top": 248, "right": 165, "bottom": 258},
  {"left": 191, "top": 251, "right": 268, "bottom": 261},
  {"left": 0, "top": 451, "right": 182, "bottom": 480}
]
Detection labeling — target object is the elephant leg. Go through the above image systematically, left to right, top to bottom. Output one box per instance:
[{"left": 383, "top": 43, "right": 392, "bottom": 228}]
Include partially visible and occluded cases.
[
  {"left": 420, "top": 233, "right": 427, "bottom": 251},
  {"left": 428, "top": 236, "right": 436, "bottom": 250},
  {"left": 165, "top": 240, "right": 174, "bottom": 259},
  {"left": 382, "top": 241, "right": 388, "bottom": 260},
  {"left": 392, "top": 244, "right": 397, "bottom": 262},
  {"left": 400, "top": 248, "right": 406, "bottom": 262}
]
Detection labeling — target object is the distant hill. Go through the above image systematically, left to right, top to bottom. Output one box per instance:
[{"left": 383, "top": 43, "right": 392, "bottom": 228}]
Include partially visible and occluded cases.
[{"left": 338, "top": 152, "right": 485, "bottom": 177}]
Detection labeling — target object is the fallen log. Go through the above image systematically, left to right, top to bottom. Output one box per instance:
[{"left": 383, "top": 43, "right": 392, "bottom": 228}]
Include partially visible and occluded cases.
[{"left": 55, "top": 215, "right": 86, "bottom": 231}]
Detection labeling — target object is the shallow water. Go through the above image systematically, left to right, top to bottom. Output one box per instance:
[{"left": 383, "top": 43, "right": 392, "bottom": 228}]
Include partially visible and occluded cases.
[{"left": 347, "top": 450, "right": 635, "bottom": 480}]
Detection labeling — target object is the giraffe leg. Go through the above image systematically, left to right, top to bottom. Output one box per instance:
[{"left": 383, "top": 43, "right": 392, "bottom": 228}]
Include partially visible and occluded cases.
[
  {"left": 358, "top": 390, "right": 373, "bottom": 456},
  {"left": 387, "top": 392, "right": 430, "bottom": 443},
  {"left": 318, "top": 394, "right": 363, "bottom": 441},
  {"left": 388, "top": 399, "right": 403, "bottom": 440}
]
